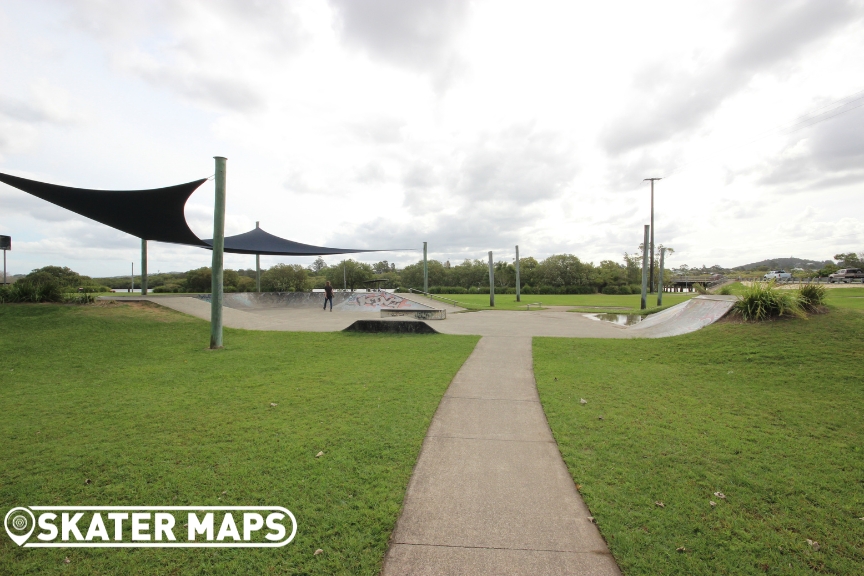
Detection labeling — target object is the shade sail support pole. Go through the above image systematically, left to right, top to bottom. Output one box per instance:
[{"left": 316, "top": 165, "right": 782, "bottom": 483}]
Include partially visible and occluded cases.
[
  {"left": 210, "top": 156, "right": 227, "bottom": 349},
  {"left": 255, "top": 221, "right": 261, "bottom": 292},
  {"left": 141, "top": 239, "right": 148, "bottom": 296},
  {"left": 423, "top": 241, "right": 428, "bottom": 293},
  {"left": 515, "top": 245, "right": 521, "bottom": 302},
  {"left": 488, "top": 251, "right": 495, "bottom": 307}
]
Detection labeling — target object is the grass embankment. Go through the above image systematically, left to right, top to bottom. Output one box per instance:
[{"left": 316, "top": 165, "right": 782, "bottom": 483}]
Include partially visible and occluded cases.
[
  {"left": 432, "top": 292, "right": 696, "bottom": 312},
  {"left": 0, "top": 303, "right": 478, "bottom": 575},
  {"left": 534, "top": 307, "right": 864, "bottom": 575}
]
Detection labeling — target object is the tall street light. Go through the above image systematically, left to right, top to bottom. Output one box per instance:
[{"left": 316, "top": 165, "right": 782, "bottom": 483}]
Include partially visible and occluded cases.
[{"left": 644, "top": 177, "right": 662, "bottom": 292}]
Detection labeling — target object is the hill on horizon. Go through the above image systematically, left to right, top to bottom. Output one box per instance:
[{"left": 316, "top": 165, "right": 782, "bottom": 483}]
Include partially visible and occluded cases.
[{"left": 732, "top": 257, "right": 833, "bottom": 271}]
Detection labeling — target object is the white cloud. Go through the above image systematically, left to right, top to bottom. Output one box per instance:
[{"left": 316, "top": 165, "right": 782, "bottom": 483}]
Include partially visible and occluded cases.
[{"left": 1, "top": 0, "right": 863, "bottom": 277}]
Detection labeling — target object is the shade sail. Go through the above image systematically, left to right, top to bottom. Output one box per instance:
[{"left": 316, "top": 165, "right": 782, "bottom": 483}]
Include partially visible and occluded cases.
[
  {"left": 1, "top": 171, "right": 405, "bottom": 257},
  {"left": 0, "top": 172, "right": 208, "bottom": 246},
  {"left": 203, "top": 227, "right": 379, "bottom": 256}
]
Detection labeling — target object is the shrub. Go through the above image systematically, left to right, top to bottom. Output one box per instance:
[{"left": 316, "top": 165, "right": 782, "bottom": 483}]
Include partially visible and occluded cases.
[
  {"left": 0, "top": 279, "right": 65, "bottom": 303},
  {"left": 733, "top": 281, "right": 804, "bottom": 321},
  {"left": 153, "top": 283, "right": 183, "bottom": 293},
  {"left": 797, "top": 283, "right": 826, "bottom": 312},
  {"left": 521, "top": 284, "right": 533, "bottom": 295},
  {"left": 629, "top": 284, "right": 642, "bottom": 294},
  {"left": 717, "top": 284, "right": 733, "bottom": 295},
  {"left": 601, "top": 285, "right": 618, "bottom": 295},
  {"left": 618, "top": 285, "right": 632, "bottom": 295},
  {"left": 428, "top": 286, "right": 469, "bottom": 294},
  {"left": 65, "top": 293, "right": 95, "bottom": 304}
]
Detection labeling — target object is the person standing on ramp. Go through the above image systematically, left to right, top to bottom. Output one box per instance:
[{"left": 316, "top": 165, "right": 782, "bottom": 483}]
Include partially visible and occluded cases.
[{"left": 323, "top": 280, "right": 334, "bottom": 312}]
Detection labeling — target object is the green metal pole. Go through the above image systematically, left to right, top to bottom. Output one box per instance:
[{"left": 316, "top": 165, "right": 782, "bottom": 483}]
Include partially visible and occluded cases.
[
  {"left": 210, "top": 156, "right": 227, "bottom": 349},
  {"left": 255, "top": 221, "right": 260, "bottom": 292},
  {"left": 640, "top": 225, "right": 649, "bottom": 310},
  {"left": 141, "top": 239, "right": 148, "bottom": 296},
  {"left": 423, "top": 241, "right": 428, "bottom": 293},
  {"left": 515, "top": 245, "right": 521, "bottom": 302},
  {"left": 657, "top": 247, "right": 665, "bottom": 307},
  {"left": 488, "top": 251, "right": 495, "bottom": 307}
]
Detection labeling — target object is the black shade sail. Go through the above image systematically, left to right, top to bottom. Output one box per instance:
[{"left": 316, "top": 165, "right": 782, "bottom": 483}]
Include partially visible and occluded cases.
[
  {"left": 1, "top": 171, "right": 405, "bottom": 257},
  {"left": 0, "top": 172, "right": 208, "bottom": 246},
  {"left": 203, "top": 227, "right": 377, "bottom": 256}
]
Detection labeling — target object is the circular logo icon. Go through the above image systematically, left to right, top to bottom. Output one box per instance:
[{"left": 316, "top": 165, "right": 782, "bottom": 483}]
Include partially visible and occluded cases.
[{"left": 4, "top": 507, "right": 36, "bottom": 546}]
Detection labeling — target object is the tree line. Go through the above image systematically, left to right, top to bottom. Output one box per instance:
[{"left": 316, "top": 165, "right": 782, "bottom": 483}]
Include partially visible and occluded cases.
[{"left": 13, "top": 249, "right": 860, "bottom": 296}]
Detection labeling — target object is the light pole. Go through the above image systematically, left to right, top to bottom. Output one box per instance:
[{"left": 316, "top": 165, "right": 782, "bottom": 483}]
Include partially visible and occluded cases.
[{"left": 644, "top": 177, "right": 662, "bottom": 292}]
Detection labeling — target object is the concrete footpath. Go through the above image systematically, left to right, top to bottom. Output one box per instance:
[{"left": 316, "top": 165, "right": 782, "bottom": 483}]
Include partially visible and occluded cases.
[{"left": 381, "top": 337, "right": 621, "bottom": 576}]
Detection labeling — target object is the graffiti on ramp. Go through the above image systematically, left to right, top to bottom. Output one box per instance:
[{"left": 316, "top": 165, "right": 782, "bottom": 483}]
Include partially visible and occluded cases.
[{"left": 335, "top": 292, "right": 433, "bottom": 311}]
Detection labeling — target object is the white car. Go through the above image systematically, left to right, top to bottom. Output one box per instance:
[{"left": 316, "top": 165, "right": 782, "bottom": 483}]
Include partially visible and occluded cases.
[{"left": 763, "top": 270, "right": 792, "bottom": 281}]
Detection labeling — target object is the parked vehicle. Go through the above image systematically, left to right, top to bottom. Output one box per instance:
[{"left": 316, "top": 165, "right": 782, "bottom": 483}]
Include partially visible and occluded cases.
[
  {"left": 828, "top": 268, "right": 864, "bottom": 283},
  {"left": 763, "top": 270, "right": 792, "bottom": 281}
]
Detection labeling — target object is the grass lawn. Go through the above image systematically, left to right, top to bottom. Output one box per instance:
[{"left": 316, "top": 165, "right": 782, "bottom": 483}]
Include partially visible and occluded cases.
[
  {"left": 824, "top": 286, "right": 864, "bottom": 310},
  {"left": 432, "top": 292, "right": 696, "bottom": 311},
  {"left": 0, "top": 302, "right": 478, "bottom": 575},
  {"left": 533, "top": 306, "right": 864, "bottom": 575}
]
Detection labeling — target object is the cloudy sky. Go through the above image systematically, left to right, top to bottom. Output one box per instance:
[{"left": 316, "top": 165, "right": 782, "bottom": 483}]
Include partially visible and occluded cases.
[{"left": 1, "top": 0, "right": 863, "bottom": 277}]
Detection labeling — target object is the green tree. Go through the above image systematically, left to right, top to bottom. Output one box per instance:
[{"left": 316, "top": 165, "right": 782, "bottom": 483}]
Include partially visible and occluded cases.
[
  {"left": 834, "top": 252, "right": 863, "bottom": 268},
  {"left": 536, "top": 254, "right": 594, "bottom": 288},
  {"left": 310, "top": 257, "right": 327, "bottom": 273},
  {"left": 517, "top": 257, "right": 539, "bottom": 289},
  {"left": 325, "top": 259, "right": 373, "bottom": 291},
  {"left": 449, "top": 259, "right": 488, "bottom": 289},
  {"left": 399, "top": 260, "right": 446, "bottom": 289},
  {"left": 596, "top": 260, "right": 626, "bottom": 288},
  {"left": 373, "top": 261, "right": 391, "bottom": 274},
  {"left": 494, "top": 261, "right": 515, "bottom": 288},
  {"left": 261, "top": 264, "right": 310, "bottom": 292},
  {"left": 25, "top": 266, "right": 90, "bottom": 288},
  {"left": 184, "top": 267, "right": 212, "bottom": 292}
]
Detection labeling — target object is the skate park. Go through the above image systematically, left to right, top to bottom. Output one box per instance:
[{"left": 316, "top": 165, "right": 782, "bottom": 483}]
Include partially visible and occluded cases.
[
  {"left": 2, "top": 167, "right": 856, "bottom": 575},
  {"left": 112, "top": 290, "right": 737, "bottom": 339}
]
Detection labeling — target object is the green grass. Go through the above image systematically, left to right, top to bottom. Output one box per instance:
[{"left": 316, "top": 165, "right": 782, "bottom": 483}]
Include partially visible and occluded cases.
[
  {"left": 824, "top": 287, "right": 864, "bottom": 310},
  {"left": 436, "top": 292, "right": 696, "bottom": 311},
  {"left": 0, "top": 302, "right": 478, "bottom": 575},
  {"left": 534, "top": 306, "right": 864, "bottom": 575}
]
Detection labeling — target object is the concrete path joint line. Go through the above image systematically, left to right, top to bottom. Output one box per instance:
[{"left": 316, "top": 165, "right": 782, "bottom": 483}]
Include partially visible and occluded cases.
[
  {"left": 424, "top": 434, "right": 557, "bottom": 444},
  {"left": 392, "top": 542, "right": 618, "bottom": 555}
]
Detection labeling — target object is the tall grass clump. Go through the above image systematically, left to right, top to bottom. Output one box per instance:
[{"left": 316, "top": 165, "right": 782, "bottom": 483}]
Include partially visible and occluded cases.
[
  {"left": 0, "top": 280, "right": 65, "bottom": 303},
  {"left": 734, "top": 281, "right": 803, "bottom": 321},
  {"left": 797, "top": 283, "right": 826, "bottom": 312},
  {"left": 716, "top": 284, "right": 733, "bottom": 295}
]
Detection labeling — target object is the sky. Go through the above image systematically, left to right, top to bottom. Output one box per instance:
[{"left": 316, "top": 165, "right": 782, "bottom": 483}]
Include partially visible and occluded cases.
[{"left": 1, "top": 0, "right": 863, "bottom": 278}]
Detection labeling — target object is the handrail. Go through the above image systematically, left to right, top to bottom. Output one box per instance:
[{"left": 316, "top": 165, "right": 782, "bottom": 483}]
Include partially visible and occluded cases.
[{"left": 406, "top": 288, "right": 461, "bottom": 306}]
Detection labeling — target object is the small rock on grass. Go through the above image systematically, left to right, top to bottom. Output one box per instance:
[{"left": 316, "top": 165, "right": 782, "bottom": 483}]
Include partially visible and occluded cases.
[
  {"left": 580, "top": 398, "right": 587, "bottom": 405},
  {"left": 270, "top": 402, "right": 278, "bottom": 407},
  {"left": 315, "top": 451, "right": 324, "bottom": 458},
  {"left": 714, "top": 491, "right": 726, "bottom": 499},
  {"left": 655, "top": 501, "right": 665, "bottom": 508},
  {"left": 710, "top": 501, "right": 717, "bottom": 507},
  {"left": 807, "top": 539, "right": 820, "bottom": 551},
  {"left": 676, "top": 546, "right": 686, "bottom": 553},
  {"left": 314, "top": 548, "right": 323, "bottom": 556},
  {"left": 63, "top": 557, "right": 71, "bottom": 564}
]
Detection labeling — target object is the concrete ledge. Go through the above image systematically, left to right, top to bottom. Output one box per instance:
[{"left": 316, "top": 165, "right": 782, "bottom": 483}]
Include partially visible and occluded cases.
[
  {"left": 381, "top": 308, "right": 446, "bottom": 320},
  {"left": 343, "top": 320, "right": 438, "bottom": 334}
]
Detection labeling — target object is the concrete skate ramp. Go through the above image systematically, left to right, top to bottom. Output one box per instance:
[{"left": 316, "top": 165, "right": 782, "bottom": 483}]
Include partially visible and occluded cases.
[
  {"left": 195, "top": 291, "right": 433, "bottom": 312},
  {"left": 627, "top": 295, "right": 737, "bottom": 338}
]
